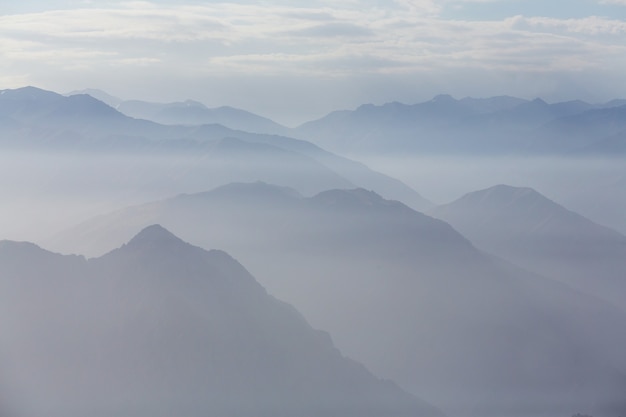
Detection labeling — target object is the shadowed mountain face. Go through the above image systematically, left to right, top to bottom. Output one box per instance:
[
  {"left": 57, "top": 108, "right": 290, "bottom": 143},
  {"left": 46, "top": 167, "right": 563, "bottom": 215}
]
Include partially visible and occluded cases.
[
  {"left": 50, "top": 183, "right": 626, "bottom": 417},
  {"left": 430, "top": 184, "right": 626, "bottom": 310},
  {"left": 0, "top": 225, "right": 440, "bottom": 417}
]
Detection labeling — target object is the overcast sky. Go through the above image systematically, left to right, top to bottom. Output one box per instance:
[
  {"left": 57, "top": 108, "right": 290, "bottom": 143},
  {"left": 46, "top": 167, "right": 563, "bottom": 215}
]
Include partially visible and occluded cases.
[{"left": 1, "top": 0, "right": 626, "bottom": 125}]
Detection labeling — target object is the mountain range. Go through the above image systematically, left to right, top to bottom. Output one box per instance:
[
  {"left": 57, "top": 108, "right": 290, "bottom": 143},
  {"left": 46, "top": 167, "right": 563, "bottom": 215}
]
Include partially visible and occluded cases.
[
  {"left": 0, "top": 86, "right": 430, "bottom": 240},
  {"left": 66, "top": 88, "right": 626, "bottom": 157},
  {"left": 293, "top": 94, "right": 626, "bottom": 156},
  {"left": 49, "top": 182, "right": 626, "bottom": 417},
  {"left": 0, "top": 225, "right": 440, "bottom": 417}
]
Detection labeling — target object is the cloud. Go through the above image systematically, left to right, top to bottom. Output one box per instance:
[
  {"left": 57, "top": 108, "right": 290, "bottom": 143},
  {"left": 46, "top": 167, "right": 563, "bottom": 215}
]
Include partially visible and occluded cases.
[
  {"left": 0, "top": 0, "right": 625, "bottom": 123},
  {"left": 599, "top": 0, "right": 626, "bottom": 5},
  {"left": 0, "top": 2, "right": 622, "bottom": 77},
  {"left": 0, "top": 7, "right": 228, "bottom": 42},
  {"left": 281, "top": 11, "right": 337, "bottom": 21},
  {"left": 509, "top": 15, "right": 626, "bottom": 35},
  {"left": 287, "top": 22, "right": 374, "bottom": 38}
]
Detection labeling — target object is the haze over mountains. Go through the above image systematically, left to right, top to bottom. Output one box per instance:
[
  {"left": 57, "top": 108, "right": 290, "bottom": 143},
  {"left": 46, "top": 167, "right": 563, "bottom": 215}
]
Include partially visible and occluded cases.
[
  {"left": 2, "top": 84, "right": 626, "bottom": 417},
  {"left": 50, "top": 182, "right": 626, "bottom": 417},
  {"left": 0, "top": 225, "right": 440, "bottom": 417}
]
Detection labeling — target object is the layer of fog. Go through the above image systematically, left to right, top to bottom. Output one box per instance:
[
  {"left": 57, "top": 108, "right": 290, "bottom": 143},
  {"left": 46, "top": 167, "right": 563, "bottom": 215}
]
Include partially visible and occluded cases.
[
  {"left": 3, "top": 142, "right": 626, "bottom": 417},
  {"left": 0, "top": 149, "right": 353, "bottom": 243},
  {"left": 3, "top": 151, "right": 624, "bottom": 245}
]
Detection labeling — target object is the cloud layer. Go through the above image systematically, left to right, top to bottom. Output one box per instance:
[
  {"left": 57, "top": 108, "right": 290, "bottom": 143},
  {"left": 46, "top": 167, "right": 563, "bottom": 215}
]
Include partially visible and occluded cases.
[{"left": 1, "top": 0, "right": 625, "bottom": 123}]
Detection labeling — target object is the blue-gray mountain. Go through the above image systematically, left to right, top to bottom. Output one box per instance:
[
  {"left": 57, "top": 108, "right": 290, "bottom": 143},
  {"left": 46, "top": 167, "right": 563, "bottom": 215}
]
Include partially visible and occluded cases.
[
  {"left": 67, "top": 88, "right": 290, "bottom": 135},
  {"left": 294, "top": 94, "right": 626, "bottom": 156},
  {"left": 50, "top": 182, "right": 626, "bottom": 417},
  {"left": 430, "top": 184, "right": 626, "bottom": 311},
  {"left": 0, "top": 225, "right": 440, "bottom": 417}
]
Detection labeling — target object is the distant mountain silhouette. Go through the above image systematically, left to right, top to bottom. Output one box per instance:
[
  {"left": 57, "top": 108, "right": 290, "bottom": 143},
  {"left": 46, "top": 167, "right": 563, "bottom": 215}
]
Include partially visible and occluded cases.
[
  {"left": 0, "top": 86, "right": 161, "bottom": 139},
  {"left": 11, "top": 87, "right": 625, "bottom": 157},
  {"left": 294, "top": 94, "right": 626, "bottom": 155},
  {"left": 458, "top": 95, "right": 528, "bottom": 113},
  {"left": 50, "top": 182, "right": 626, "bottom": 417},
  {"left": 430, "top": 184, "right": 626, "bottom": 310},
  {"left": 0, "top": 225, "right": 441, "bottom": 417}
]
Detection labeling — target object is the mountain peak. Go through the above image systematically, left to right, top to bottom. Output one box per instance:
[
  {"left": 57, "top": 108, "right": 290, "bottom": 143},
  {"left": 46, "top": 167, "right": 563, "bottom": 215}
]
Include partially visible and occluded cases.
[
  {"left": 0, "top": 86, "right": 62, "bottom": 102},
  {"left": 66, "top": 89, "right": 123, "bottom": 107},
  {"left": 431, "top": 94, "right": 456, "bottom": 103},
  {"left": 530, "top": 97, "right": 548, "bottom": 106},
  {"left": 182, "top": 99, "right": 205, "bottom": 107},
  {"left": 486, "top": 183, "right": 536, "bottom": 196},
  {"left": 459, "top": 184, "right": 543, "bottom": 207},
  {"left": 126, "top": 224, "right": 187, "bottom": 249}
]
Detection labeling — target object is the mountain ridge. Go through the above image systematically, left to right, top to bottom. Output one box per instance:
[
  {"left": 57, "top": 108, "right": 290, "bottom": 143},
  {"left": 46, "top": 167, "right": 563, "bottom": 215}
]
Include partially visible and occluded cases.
[
  {"left": 293, "top": 93, "right": 626, "bottom": 155},
  {"left": 0, "top": 224, "right": 442, "bottom": 417}
]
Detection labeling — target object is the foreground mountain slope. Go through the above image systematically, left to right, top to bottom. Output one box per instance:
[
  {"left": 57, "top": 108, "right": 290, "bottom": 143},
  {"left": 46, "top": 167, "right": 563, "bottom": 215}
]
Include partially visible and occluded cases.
[
  {"left": 50, "top": 183, "right": 626, "bottom": 417},
  {"left": 430, "top": 184, "right": 626, "bottom": 310},
  {"left": 0, "top": 225, "right": 440, "bottom": 417}
]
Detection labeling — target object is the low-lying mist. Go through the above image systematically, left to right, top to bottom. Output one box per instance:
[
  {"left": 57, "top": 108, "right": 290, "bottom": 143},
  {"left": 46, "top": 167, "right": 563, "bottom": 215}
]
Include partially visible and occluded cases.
[{"left": 0, "top": 148, "right": 352, "bottom": 242}]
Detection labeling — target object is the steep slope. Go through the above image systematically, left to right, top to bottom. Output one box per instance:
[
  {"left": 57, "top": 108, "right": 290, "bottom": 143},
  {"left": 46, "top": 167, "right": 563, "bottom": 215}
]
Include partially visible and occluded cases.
[
  {"left": 50, "top": 183, "right": 626, "bottom": 417},
  {"left": 430, "top": 184, "right": 626, "bottom": 310},
  {"left": 0, "top": 225, "right": 440, "bottom": 417}
]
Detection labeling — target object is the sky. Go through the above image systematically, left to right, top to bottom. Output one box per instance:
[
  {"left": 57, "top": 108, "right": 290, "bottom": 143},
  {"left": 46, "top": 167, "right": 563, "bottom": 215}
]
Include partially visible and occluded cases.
[{"left": 1, "top": 0, "right": 626, "bottom": 125}]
